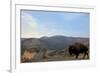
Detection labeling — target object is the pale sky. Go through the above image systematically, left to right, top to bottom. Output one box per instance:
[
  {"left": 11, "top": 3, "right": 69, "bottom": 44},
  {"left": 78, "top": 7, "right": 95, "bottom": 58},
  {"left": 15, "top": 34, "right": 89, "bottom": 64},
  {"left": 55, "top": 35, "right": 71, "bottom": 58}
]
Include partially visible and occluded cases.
[{"left": 21, "top": 10, "right": 89, "bottom": 38}]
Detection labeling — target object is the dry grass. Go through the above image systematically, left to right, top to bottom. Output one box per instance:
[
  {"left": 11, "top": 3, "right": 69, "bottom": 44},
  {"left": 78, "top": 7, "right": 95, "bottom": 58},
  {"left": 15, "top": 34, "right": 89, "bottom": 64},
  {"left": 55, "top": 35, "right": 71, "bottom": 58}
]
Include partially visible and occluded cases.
[{"left": 21, "top": 51, "right": 89, "bottom": 63}]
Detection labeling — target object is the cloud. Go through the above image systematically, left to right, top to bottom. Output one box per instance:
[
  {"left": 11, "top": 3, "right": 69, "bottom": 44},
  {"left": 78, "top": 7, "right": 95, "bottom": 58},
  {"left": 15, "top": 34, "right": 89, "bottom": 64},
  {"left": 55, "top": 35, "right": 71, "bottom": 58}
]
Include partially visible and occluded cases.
[
  {"left": 21, "top": 12, "right": 40, "bottom": 38},
  {"left": 21, "top": 12, "right": 38, "bottom": 29}
]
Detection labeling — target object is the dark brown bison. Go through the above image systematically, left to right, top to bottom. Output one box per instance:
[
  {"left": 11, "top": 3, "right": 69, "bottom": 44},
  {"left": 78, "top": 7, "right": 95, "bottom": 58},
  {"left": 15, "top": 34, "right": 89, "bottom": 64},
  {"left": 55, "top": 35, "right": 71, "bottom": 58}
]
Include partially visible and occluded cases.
[{"left": 68, "top": 43, "right": 89, "bottom": 59}]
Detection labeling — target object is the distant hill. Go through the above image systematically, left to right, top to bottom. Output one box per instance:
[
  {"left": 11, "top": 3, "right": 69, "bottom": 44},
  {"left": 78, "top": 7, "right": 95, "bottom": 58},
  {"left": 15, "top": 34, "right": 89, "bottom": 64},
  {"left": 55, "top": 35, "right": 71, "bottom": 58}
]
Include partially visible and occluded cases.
[{"left": 21, "top": 35, "right": 89, "bottom": 51}]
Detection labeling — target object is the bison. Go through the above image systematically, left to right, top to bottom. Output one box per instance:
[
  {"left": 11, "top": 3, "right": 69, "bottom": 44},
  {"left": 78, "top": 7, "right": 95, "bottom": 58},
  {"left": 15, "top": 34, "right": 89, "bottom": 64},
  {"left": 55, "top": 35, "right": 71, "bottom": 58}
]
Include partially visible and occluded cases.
[{"left": 68, "top": 43, "right": 89, "bottom": 59}]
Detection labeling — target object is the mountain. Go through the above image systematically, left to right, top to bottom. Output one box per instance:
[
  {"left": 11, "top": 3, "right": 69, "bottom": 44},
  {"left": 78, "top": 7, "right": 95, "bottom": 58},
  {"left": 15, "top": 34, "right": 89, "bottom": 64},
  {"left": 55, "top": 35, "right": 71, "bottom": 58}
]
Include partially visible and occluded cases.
[{"left": 21, "top": 35, "right": 89, "bottom": 51}]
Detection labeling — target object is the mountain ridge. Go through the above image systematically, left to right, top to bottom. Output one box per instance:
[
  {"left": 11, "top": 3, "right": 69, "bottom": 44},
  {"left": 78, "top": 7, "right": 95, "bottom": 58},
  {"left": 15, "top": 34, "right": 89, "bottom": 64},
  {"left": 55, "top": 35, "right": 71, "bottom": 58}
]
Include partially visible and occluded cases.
[{"left": 21, "top": 35, "right": 89, "bottom": 51}]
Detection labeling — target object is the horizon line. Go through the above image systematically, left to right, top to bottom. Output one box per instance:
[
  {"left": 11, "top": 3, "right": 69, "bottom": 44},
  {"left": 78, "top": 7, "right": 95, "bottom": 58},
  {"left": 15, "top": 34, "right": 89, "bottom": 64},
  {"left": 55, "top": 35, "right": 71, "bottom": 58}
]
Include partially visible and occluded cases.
[{"left": 21, "top": 35, "right": 89, "bottom": 39}]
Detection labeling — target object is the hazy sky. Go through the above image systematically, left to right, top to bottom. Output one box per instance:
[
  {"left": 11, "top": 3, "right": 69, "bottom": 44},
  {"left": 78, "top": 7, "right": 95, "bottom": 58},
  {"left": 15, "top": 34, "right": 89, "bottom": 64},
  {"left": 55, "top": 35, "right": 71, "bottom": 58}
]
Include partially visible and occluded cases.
[{"left": 21, "top": 10, "right": 89, "bottom": 38}]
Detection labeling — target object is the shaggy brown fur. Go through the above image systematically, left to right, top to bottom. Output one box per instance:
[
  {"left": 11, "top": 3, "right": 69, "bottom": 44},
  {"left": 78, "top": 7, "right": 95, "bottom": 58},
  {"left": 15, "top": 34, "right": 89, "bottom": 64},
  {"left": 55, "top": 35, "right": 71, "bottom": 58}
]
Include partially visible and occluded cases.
[{"left": 68, "top": 43, "right": 89, "bottom": 59}]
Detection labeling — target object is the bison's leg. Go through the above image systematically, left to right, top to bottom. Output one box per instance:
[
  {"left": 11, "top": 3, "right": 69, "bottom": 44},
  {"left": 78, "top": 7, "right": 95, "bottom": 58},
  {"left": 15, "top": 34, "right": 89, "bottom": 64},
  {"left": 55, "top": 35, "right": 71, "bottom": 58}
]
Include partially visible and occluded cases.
[
  {"left": 69, "top": 51, "right": 73, "bottom": 55},
  {"left": 83, "top": 51, "right": 88, "bottom": 59},
  {"left": 85, "top": 51, "right": 89, "bottom": 59},
  {"left": 87, "top": 52, "right": 89, "bottom": 59},
  {"left": 76, "top": 53, "right": 79, "bottom": 59},
  {"left": 83, "top": 53, "right": 86, "bottom": 59}
]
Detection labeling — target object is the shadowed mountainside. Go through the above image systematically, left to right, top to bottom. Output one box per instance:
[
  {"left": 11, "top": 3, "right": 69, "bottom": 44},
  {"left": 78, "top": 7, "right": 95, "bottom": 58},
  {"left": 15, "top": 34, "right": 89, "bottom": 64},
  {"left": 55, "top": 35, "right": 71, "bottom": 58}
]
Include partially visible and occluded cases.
[{"left": 21, "top": 35, "right": 89, "bottom": 52}]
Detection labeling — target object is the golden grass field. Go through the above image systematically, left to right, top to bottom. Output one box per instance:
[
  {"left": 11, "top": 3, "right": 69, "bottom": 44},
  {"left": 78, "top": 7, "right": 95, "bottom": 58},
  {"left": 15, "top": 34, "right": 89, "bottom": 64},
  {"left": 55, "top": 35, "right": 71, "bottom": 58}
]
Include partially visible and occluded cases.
[{"left": 21, "top": 49, "right": 89, "bottom": 63}]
